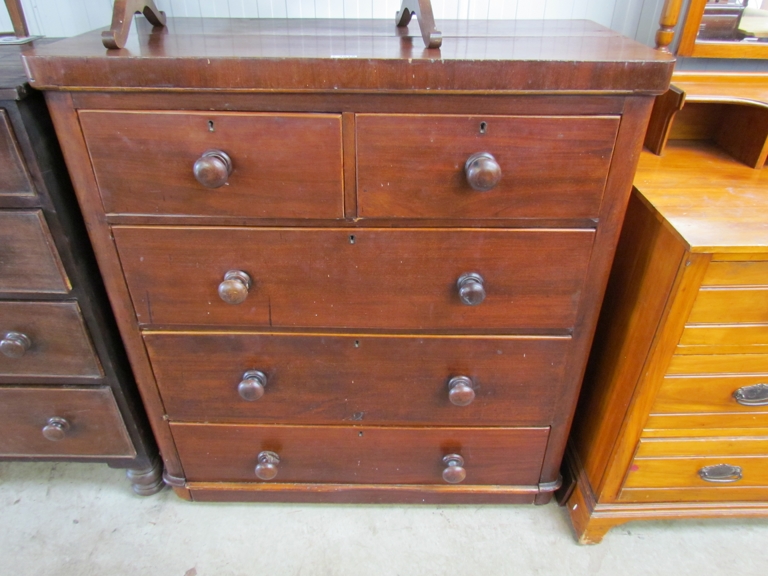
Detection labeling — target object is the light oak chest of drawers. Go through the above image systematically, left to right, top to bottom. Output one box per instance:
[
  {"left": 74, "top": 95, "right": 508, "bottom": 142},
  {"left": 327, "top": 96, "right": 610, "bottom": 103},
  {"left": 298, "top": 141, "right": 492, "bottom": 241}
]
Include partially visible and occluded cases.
[{"left": 23, "top": 18, "right": 672, "bottom": 503}]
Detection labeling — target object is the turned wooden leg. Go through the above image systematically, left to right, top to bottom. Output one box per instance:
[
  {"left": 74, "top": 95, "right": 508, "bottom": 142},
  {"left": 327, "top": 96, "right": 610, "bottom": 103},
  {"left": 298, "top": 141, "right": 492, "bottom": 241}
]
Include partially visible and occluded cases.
[{"left": 126, "top": 456, "right": 164, "bottom": 496}]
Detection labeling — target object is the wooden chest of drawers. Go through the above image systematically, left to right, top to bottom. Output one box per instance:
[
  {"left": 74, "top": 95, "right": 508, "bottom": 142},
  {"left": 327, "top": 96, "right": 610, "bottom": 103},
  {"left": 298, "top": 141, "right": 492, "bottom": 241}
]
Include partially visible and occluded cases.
[
  {"left": 23, "top": 19, "right": 672, "bottom": 503},
  {"left": 0, "top": 45, "right": 161, "bottom": 494}
]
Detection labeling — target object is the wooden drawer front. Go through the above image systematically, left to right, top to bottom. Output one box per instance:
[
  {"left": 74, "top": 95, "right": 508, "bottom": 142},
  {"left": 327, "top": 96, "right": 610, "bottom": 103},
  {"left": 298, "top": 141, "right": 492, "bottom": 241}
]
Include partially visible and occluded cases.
[
  {"left": 0, "top": 110, "right": 34, "bottom": 198},
  {"left": 79, "top": 111, "right": 343, "bottom": 219},
  {"left": 356, "top": 114, "right": 619, "bottom": 220},
  {"left": 0, "top": 211, "right": 69, "bottom": 293},
  {"left": 115, "top": 227, "right": 594, "bottom": 330},
  {"left": 701, "top": 260, "right": 768, "bottom": 287},
  {"left": 688, "top": 288, "right": 768, "bottom": 324},
  {"left": 0, "top": 302, "right": 102, "bottom": 378},
  {"left": 678, "top": 325, "right": 768, "bottom": 354},
  {"left": 145, "top": 332, "right": 569, "bottom": 425},
  {"left": 667, "top": 353, "right": 768, "bottom": 376},
  {"left": 651, "top": 375, "right": 768, "bottom": 416},
  {"left": 0, "top": 387, "right": 135, "bottom": 457},
  {"left": 171, "top": 423, "right": 549, "bottom": 485},
  {"left": 636, "top": 437, "right": 768, "bottom": 459},
  {"left": 624, "top": 456, "right": 768, "bottom": 490}
]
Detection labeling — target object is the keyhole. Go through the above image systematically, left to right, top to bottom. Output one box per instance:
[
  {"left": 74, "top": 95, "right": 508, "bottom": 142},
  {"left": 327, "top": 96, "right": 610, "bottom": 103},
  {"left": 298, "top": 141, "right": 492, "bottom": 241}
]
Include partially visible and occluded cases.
[
  {"left": 208, "top": 120, "right": 215, "bottom": 132},
  {"left": 479, "top": 121, "right": 487, "bottom": 134},
  {"left": 349, "top": 235, "right": 356, "bottom": 244},
  {"left": 354, "top": 340, "right": 360, "bottom": 348},
  {"left": 358, "top": 431, "right": 364, "bottom": 437}
]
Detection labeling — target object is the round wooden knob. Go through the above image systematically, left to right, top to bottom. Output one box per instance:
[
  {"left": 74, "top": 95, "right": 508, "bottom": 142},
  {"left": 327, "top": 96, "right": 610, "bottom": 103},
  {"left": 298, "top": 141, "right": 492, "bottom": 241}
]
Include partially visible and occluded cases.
[
  {"left": 193, "top": 149, "right": 233, "bottom": 188},
  {"left": 465, "top": 152, "right": 501, "bottom": 191},
  {"left": 218, "top": 270, "right": 252, "bottom": 305},
  {"left": 457, "top": 273, "right": 486, "bottom": 306},
  {"left": 0, "top": 331, "right": 31, "bottom": 358},
  {"left": 238, "top": 370, "right": 268, "bottom": 401},
  {"left": 448, "top": 376, "right": 476, "bottom": 406},
  {"left": 42, "top": 417, "right": 70, "bottom": 441},
  {"left": 255, "top": 451, "right": 280, "bottom": 480},
  {"left": 442, "top": 454, "right": 466, "bottom": 484}
]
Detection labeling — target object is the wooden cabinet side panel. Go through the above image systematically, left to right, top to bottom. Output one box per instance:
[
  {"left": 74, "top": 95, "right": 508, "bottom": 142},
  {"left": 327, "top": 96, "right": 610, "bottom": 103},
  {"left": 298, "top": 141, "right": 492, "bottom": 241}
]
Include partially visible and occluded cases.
[
  {"left": 43, "top": 91, "right": 183, "bottom": 479},
  {"left": 570, "top": 190, "right": 685, "bottom": 496}
]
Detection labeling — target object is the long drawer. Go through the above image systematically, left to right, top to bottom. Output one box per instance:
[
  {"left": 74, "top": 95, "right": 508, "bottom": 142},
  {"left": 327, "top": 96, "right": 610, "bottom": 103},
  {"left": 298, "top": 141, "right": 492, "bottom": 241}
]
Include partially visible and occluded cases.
[
  {"left": 79, "top": 110, "right": 344, "bottom": 219},
  {"left": 356, "top": 114, "right": 619, "bottom": 219},
  {"left": 114, "top": 226, "right": 594, "bottom": 330},
  {"left": 0, "top": 301, "right": 102, "bottom": 378},
  {"left": 145, "top": 332, "right": 570, "bottom": 425},
  {"left": 651, "top": 375, "right": 768, "bottom": 416},
  {"left": 0, "top": 386, "right": 135, "bottom": 457},
  {"left": 171, "top": 423, "right": 549, "bottom": 485}
]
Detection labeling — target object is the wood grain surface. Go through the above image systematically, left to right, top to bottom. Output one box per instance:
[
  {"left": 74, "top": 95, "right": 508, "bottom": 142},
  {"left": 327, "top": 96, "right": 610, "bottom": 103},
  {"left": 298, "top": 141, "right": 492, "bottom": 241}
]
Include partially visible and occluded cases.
[
  {"left": 0, "top": 109, "right": 33, "bottom": 198},
  {"left": 652, "top": 374, "right": 768, "bottom": 416}
]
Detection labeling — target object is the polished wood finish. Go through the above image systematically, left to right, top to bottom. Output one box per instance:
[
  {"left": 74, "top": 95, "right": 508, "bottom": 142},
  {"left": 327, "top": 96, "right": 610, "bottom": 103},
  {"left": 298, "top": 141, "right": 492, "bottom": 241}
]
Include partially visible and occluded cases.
[
  {"left": 102, "top": 0, "right": 166, "bottom": 50},
  {"left": 395, "top": 0, "right": 442, "bottom": 49},
  {"left": 655, "top": 0, "right": 684, "bottom": 52},
  {"left": 27, "top": 19, "right": 671, "bottom": 503},
  {"left": 0, "top": 45, "right": 161, "bottom": 494},
  {"left": 79, "top": 111, "right": 343, "bottom": 219},
  {"left": 356, "top": 114, "right": 618, "bottom": 220},
  {"left": 564, "top": 122, "right": 768, "bottom": 541},
  {"left": 0, "top": 211, "right": 69, "bottom": 293},
  {"left": 115, "top": 227, "right": 594, "bottom": 331},
  {"left": 0, "top": 301, "right": 102, "bottom": 378},
  {"left": 144, "top": 332, "right": 570, "bottom": 425},
  {"left": 0, "top": 387, "right": 135, "bottom": 457},
  {"left": 171, "top": 423, "right": 548, "bottom": 485}
]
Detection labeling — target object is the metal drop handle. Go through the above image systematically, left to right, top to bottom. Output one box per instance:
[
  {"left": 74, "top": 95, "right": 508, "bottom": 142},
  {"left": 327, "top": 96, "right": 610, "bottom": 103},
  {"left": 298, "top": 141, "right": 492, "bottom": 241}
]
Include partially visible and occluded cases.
[
  {"left": 733, "top": 383, "right": 768, "bottom": 406},
  {"left": 698, "top": 464, "right": 743, "bottom": 483}
]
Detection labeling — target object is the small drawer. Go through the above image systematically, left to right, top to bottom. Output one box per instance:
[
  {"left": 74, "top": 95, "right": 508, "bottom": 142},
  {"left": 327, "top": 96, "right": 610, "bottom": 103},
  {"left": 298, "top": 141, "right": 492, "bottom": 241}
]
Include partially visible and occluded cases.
[
  {"left": 0, "top": 110, "right": 34, "bottom": 198},
  {"left": 79, "top": 110, "right": 344, "bottom": 219},
  {"left": 356, "top": 114, "right": 619, "bottom": 219},
  {"left": 0, "top": 211, "right": 69, "bottom": 294},
  {"left": 115, "top": 226, "right": 594, "bottom": 331},
  {"left": 701, "top": 260, "right": 768, "bottom": 287},
  {"left": 688, "top": 287, "right": 768, "bottom": 324},
  {"left": 0, "top": 301, "right": 103, "bottom": 378},
  {"left": 677, "top": 325, "right": 768, "bottom": 354},
  {"left": 145, "top": 332, "right": 570, "bottom": 425},
  {"left": 667, "top": 353, "right": 768, "bottom": 376},
  {"left": 651, "top": 375, "right": 768, "bottom": 415},
  {"left": 0, "top": 386, "right": 135, "bottom": 457},
  {"left": 170, "top": 423, "right": 549, "bottom": 485},
  {"left": 635, "top": 437, "right": 768, "bottom": 459},
  {"left": 623, "top": 455, "right": 768, "bottom": 492}
]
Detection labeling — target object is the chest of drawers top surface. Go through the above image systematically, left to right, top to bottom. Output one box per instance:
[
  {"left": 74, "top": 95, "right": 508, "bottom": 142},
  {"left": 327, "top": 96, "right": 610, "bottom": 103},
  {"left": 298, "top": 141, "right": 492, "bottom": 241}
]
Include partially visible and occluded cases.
[{"left": 22, "top": 18, "right": 672, "bottom": 94}]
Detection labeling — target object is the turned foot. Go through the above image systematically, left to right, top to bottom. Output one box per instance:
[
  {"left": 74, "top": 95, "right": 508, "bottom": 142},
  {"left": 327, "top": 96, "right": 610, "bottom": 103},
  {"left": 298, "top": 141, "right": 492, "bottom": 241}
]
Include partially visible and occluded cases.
[{"left": 126, "top": 456, "right": 164, "bottom": 496}]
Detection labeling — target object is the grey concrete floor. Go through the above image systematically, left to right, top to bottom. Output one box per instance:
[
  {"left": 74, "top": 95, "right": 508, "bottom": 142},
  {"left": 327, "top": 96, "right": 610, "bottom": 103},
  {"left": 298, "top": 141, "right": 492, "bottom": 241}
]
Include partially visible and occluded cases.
[{"left": 1, "top": 461, "right": 767, "bottom": 576}]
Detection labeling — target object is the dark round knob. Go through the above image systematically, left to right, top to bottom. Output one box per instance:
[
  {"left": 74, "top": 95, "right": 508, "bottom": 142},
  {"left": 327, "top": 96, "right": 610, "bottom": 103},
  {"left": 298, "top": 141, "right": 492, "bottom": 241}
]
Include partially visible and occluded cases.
[
  {"left": 193, "top": 149, "right": 233, "bottom": 189},
  {"left": 465, "top": 152, "right": 501, "bottom": 191},
  {"left": 218, "top": 270, "right": 252, "bottom": 305},
  {"left": 457, "top": 272, "right": 486, "bottom": 306},
  {"left": 0, "top": 332, "right": 32, "bottom": 358},
  {"left": 238, "top": 370, "right": 268, "bottom": 401},
  {"left": 448, "top": 376, "right": 476, "bottom": 406},
  {"left": 42, "top": 417, "right": 70, "bottom": 441},
  {"left": 255, "top": 451, "right": 280, "bottom": 480},
  {"left": 442, "top": 454, "right": 466, "bottom": 484}
]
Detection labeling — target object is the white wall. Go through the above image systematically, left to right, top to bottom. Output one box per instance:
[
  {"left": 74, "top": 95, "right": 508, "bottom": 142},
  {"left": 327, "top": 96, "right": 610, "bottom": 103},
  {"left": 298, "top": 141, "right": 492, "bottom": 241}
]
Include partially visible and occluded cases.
[{"left": 1, "top": 0, "right": 663, "bottom": 45}]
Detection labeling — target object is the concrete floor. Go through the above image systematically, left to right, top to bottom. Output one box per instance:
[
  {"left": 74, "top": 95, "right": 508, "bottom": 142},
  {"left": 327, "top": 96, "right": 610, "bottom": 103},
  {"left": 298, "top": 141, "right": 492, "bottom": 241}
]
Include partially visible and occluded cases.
[{"left": 2, "top": 462, "right": 767, "bottom": 575}]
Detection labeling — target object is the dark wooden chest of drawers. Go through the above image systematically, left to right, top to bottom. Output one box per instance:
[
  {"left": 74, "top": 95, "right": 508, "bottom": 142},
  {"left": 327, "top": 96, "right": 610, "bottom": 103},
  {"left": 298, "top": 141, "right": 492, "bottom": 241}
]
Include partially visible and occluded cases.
[
  {"left": 22, "top": 19, "right": 673, "bottom": 503},
  {"left": 0, "top": 44, "right": 161, "bottom": 494}
]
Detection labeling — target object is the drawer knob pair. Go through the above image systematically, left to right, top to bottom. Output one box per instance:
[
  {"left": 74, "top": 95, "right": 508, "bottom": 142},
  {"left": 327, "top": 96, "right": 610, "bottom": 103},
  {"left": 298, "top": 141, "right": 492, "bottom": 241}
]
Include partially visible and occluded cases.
[
  {"left": 193, "top": 150, "right": 233, "bottom": 189},
  {"left": 465, "top": 152, "right": 501, "bottom": 192},
  {"left": 0, "top": 331, "right": 31, "bottom": 358},
  {"left": 733, "top": 383, "right": 768, "bottom": 406},
  {"left": 42, "top": 417, "right": 70, "bottom": 441},
  {"left": 252, "top": 450, "right": 468, "bottom": 484},
  {"left": 698, "top": 464, "right": 742, "bottom": 484}
]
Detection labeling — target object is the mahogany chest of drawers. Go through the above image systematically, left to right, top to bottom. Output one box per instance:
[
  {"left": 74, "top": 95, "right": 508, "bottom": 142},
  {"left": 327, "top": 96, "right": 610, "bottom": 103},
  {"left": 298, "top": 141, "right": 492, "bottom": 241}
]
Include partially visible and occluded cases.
[
  {"left": 23, "top": 19, "right": 672, "bottom": 503},
  {"left": 0, "top": 44, "right": 161, "bottom": 494}
]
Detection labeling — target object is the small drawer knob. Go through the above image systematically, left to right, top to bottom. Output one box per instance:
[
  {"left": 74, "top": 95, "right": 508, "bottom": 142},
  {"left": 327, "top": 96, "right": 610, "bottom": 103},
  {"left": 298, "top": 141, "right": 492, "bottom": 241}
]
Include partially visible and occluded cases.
[
  {"left": 193, "top": 149, "right": 233, "bottom": 188},
  {"left": 465, "top": 152, "right": 501, "bottom": 191},
  {"left": 218, "top": 270, "right": 252, "bottom": 305},
  {"left": 457, "top": 273, "right": 486, "bottom": 306},
  {"left": 0, "top": 332, "right": 32, "bottom": 358},
  {"left": 238, "top": 370, "right": 268, "bottom": 401},
  {"left": 448, "top": 376, "right": 476, "bottom": 406},
  {"left": 733, "top": 383, "right": 768, "bottom": 406},
  {"left": 42, "top": 417, "right": 70, "bottom": 441},
  {"left": 255, "top": 450, "right": 280, "bottom": 481},
  {"left": 442, "top": 454, "right": 466, "bottom": 484},
  {"left": 698, "top": 464, "right": 743, "bottom": 483}
]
